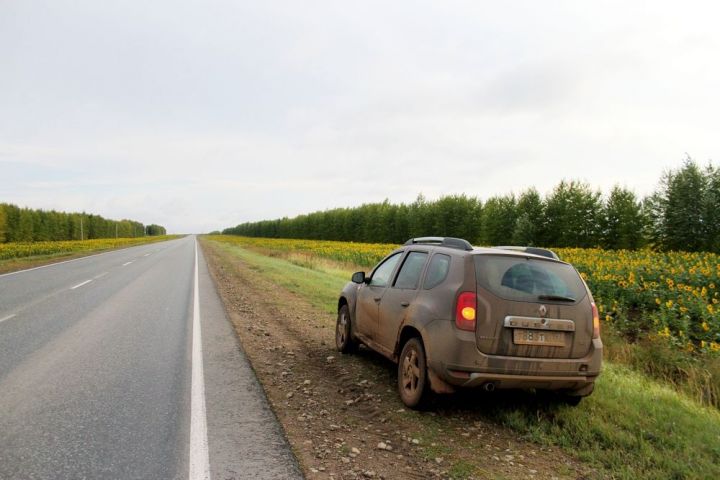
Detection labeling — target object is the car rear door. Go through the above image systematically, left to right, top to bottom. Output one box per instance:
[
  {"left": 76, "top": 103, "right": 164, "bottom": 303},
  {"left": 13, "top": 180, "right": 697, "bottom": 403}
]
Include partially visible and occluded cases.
[
  {"left": 377, "top": 251, "right": 429, "bottom": 353},
  {"left": 473, "top": 254, "right": 593, "bottom": 359}
]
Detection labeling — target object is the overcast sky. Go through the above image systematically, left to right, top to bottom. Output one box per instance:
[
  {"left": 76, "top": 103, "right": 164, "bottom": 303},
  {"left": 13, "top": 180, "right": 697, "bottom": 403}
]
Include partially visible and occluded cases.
[{"left": 2, "top": 1, "right": 719, "bottom": 233}]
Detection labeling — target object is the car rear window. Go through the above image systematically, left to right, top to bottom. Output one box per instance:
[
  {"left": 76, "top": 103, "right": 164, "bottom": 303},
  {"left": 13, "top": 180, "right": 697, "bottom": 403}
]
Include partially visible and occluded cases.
[
  {"left": 423, "top": 254, "right": 450, "bottom": 289},
  {"left": 474, "top": 254, "right": 586, "bottom": 303}
]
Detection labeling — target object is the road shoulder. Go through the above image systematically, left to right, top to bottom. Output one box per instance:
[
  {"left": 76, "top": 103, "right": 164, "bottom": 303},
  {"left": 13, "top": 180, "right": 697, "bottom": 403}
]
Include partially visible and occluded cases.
[{"left": 198, "top": 245, "right": 303, "bottom": 479}]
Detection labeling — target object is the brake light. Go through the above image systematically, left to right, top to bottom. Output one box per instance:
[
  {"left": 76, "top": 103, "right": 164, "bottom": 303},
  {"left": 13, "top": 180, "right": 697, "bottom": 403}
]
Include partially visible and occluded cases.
[
  {"left": 455, "top": 292, "right": 477, "bottom": 331},
  {"left": 591, "top": 302, "right": 601, "bottom": 339}
]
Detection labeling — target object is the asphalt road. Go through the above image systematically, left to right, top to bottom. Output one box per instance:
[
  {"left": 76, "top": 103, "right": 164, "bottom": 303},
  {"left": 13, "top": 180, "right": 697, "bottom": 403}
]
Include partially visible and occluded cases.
[{"left": 0, "top": 235, "right": 302, "bottom": 480}]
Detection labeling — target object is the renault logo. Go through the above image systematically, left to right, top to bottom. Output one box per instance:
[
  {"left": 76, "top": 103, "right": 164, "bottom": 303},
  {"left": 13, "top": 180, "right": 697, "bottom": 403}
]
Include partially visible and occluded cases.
[{"left": 539, "top": 305, "right": 547, "bottom": 317}]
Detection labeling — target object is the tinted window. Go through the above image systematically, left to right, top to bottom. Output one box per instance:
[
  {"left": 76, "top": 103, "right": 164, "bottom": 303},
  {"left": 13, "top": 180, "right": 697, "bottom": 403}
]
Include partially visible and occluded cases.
[
  {"left": 394, "top": 252, "right": 429, "bottom": 289},
  {"left": 369, "top": 253, "right": 402, "bottom": 287},
  {"left": 423, "top": 254, "right": 451, "bottom": 289},
  {"left": 474, "top": 255, "right": 586, "bottom": 302}
]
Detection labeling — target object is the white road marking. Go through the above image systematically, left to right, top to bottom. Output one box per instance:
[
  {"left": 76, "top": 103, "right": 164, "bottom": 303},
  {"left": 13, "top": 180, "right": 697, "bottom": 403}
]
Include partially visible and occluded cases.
[
  {"left": 189, "top": 239, "right": 211, "bottom": 480},
  {"left": 143, "top": 253, "right": 151, "bottom": 257},
  {"left": 122, "top": 261, "right": 133, "bottom": 267},
  {"left": 94, "top": 272, "right": 109, "bottom": 279},
  {"left": 70, "top": 279, "right": 93, "bottom": 290},
  {"left": 0, "top": 314, "right": 17, "bottom": 323}
]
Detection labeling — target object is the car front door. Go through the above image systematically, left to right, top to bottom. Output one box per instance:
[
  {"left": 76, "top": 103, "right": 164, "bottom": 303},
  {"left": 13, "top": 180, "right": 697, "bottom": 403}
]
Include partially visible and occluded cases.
[
  {"left": 377, "top": 251, "right": 429, "bottom": 353},
  {"left": 355, "top": 252, "right": 403, "bottom": 340}
]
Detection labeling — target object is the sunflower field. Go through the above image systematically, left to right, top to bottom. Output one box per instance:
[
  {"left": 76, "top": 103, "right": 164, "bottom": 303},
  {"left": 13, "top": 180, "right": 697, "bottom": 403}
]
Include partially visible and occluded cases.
[
  {"left": 207, "top": 235, "right": 396, "bottom": 267},
  {"left": 208, "top": 235, "right": 720, "bottom": 357},
  {"left": 0, "top": 236, "right": 178, "bottom": 261},
  {"left": 560, "top": 248, "right": 720, "bottom": 355}
]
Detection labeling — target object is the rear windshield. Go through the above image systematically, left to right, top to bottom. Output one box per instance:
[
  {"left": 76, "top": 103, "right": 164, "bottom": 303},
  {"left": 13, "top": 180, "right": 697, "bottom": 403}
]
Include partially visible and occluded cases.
[{"left": 474, "top": 255, "right": 587, "bottom": 303}]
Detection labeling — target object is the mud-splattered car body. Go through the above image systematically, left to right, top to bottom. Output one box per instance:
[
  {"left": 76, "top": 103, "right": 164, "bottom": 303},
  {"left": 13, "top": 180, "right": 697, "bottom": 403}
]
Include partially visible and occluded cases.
[{"left": 336, "top": 237, "right": 602, "bottom": 408}]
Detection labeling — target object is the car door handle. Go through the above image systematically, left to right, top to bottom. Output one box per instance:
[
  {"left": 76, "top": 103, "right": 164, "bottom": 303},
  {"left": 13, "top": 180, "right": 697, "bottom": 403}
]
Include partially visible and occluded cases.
[
  {"left": 374, "top": 297, "right": 382, "bottom": 303},
  {"left": 400, "top": 301, "right": 410, "bottom": 307}
]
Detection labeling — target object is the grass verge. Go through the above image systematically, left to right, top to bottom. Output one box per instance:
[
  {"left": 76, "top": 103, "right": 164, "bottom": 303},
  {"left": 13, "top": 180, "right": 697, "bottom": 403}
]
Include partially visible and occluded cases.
[
  {"left": 207, "top": 237, "right": 720, "bottom": 480},
  {"left": 601, "top": 326, "right": 720, "bottom": 408}
]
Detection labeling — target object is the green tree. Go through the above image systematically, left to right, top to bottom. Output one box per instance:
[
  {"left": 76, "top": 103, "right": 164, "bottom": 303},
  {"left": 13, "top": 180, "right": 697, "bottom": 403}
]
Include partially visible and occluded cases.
[
  {"left": 646, "top": 159, "right": 707, "bottom": 252},
  {"left": 223, "top": 162, "right": 720, "bottom": 253},
  {"left": 702, "top": 165, "right": 720, "bottom": 253},
  {"left": 544, "top": 180, "right": 602, "bottom": 248},
  {"left": 602, "top": 186, "right": 646, "bottom": 250},
  {"left": 512, "top": 188, "right": 545, "bottom": 246},
  {"left": 407, "top": 194, "right": 434, "bottom": 239},
  {"left": 480, "top": 194, "right": 517, "bottom": 245},
  {"left": 432, "top": 195, "right": 483, "bottom": 243},
  {"left": 0, "top": 203, "right": 162, "bottom": 243},
  {"left": 2, "top": 204, "right": 20, "bottom": 241},
  {"left": 0, "top": 205, "right": 6, "bottom": 243},
  {"left": 17, "top": 209, "right": 34, "bottom": 241},
  {"left": 33, "top": 210, "right": 50, "bottom": 241},
  {"left": 145, "top": 224, "right": 167, "bottom": 236}
]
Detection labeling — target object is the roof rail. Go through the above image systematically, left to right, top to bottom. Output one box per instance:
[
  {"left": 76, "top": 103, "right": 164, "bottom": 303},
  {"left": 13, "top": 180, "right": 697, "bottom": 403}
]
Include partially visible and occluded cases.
[
  {"left": 404, "top": 237, "right": 473, "bottom": 251},
  {"left": 492, "top": 246, "right": 560, "bottom": 260}
]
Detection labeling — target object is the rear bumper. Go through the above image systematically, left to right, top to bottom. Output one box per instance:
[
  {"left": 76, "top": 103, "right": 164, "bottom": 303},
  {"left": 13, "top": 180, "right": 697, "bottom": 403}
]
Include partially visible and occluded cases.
[
  {"left": 423, "top": 320, "right": 602, "bottom": 392},
  {"left": 446, "top": 371, "right": 598, "bottom": 391}
]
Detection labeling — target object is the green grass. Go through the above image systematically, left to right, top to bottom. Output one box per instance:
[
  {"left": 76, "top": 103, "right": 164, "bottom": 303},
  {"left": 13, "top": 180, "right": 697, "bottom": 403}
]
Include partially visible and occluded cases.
[
  {"left": 206, "top": 239, "right": 720, "bottom": 479},
  {"left": 212, "top": 242, "right": 350, "bottom": 314},
  {"left": 486, "top": 365, "right": 720, "bottom": 478},
  {"left": 447, "top": 460, "right": 477, "bottom": 479}
]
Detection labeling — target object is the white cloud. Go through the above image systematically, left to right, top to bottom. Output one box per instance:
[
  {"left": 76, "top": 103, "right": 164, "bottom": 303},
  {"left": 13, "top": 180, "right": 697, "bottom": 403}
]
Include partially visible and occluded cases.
[{"left": 1, "top": 0, "right": 719, "bottom": 233}]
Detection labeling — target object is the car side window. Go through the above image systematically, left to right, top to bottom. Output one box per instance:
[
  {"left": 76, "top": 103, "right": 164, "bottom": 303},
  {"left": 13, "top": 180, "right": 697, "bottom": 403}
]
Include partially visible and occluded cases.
[
  {"left": 393, "top": 252, "right": 429, "bottom": 289},
  {"left": 369, "top": 253, "right": 402, "bottom": 287},
  {"left": 423, "top": 254, "right": 451, "bottom": 289}
]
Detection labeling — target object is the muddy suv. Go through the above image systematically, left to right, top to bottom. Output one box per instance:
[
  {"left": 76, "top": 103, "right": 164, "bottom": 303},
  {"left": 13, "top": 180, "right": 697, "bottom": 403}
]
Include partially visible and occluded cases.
[{"left": 336, "top": 237, "right": 602, "bottom": 408}]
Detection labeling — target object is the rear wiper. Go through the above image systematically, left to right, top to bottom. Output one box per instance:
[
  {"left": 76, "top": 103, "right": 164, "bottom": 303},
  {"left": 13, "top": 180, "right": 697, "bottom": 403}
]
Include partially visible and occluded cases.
[{"left": 538, "top": 294, "right": 576, "bottom": 302}]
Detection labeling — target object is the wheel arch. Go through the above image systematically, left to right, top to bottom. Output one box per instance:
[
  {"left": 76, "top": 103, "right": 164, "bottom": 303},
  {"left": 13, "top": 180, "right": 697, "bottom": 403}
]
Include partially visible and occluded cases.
[
  {"left": 396, "top": 324, "right": 454, "bottom": 395},
  {"left": 395, "top": 325, "right": 424, "bottom": 360}
]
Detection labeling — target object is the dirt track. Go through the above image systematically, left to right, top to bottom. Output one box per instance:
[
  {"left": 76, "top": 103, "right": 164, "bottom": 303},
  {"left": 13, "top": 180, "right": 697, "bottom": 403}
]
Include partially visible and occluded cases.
[{"left": 201, "top": 240, "right": 596, "bottom": 480}]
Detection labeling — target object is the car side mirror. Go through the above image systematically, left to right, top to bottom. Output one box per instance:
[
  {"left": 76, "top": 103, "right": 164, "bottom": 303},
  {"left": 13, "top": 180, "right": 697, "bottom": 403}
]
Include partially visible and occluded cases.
[{"left": 352, "top": 271, "right": 366, "bottom": 284}]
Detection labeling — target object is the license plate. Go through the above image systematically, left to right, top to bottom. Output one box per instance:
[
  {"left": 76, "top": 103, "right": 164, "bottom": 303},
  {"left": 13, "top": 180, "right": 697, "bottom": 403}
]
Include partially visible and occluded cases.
[{"left": 513, "top": 329, "right": 566, "bottom": 347}]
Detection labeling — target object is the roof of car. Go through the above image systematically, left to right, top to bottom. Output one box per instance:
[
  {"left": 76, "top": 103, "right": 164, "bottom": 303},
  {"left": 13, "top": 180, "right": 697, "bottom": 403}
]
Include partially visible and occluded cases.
[
  {"left": 403, "top": 237, "right": 473, "bottom": 251},
  {"left": 400, "top": 238, "right": 563, "bottom": 262},
  {"left": 400, "top": 244, "right": 565, "bottom": 263},
  {"left": 473, "top": 246, "right": 551, "bottom": 257},
  {"left": 490, "top": 246, "right": 560, "bottom": 260}
]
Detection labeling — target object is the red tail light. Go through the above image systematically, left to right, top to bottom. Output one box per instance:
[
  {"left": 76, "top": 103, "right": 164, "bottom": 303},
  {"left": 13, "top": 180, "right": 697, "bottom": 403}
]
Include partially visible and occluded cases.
[
  {"left": 455, "top": 292, "right": 477, "bottom": 331},
  {"left": 591, "top": 302, "right": 601, "bottom": 339}
]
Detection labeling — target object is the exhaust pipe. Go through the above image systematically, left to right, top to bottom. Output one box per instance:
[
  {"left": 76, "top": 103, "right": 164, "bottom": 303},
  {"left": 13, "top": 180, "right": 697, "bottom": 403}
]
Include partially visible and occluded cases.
[{"left": 483, "top": 382, "right": 496, "bottom": 392}]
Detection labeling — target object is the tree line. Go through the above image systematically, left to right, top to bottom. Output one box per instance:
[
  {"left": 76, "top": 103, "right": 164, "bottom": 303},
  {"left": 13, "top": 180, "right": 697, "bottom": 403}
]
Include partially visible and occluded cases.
[
  {"left": 223, "top": 159, "right": 720, "bottom": 253},
  {"left": 0, "top": 203, "right": 166, "bottom": 243}
]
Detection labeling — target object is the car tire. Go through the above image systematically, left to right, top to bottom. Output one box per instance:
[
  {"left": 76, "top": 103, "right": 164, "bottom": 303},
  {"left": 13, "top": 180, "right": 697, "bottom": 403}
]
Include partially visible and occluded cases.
[
  {"left": 336, "top": 304, "right": 358, "bottom": 353},
  {"left": 398, "top": 337, "right": 430, "bottom": 409}
]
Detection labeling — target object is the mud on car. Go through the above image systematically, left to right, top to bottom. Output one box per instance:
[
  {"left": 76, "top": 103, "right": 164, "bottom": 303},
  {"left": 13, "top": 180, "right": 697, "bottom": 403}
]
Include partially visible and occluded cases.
[{"left": 336, "top": 237, "right": 602, "bottom": 408}]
